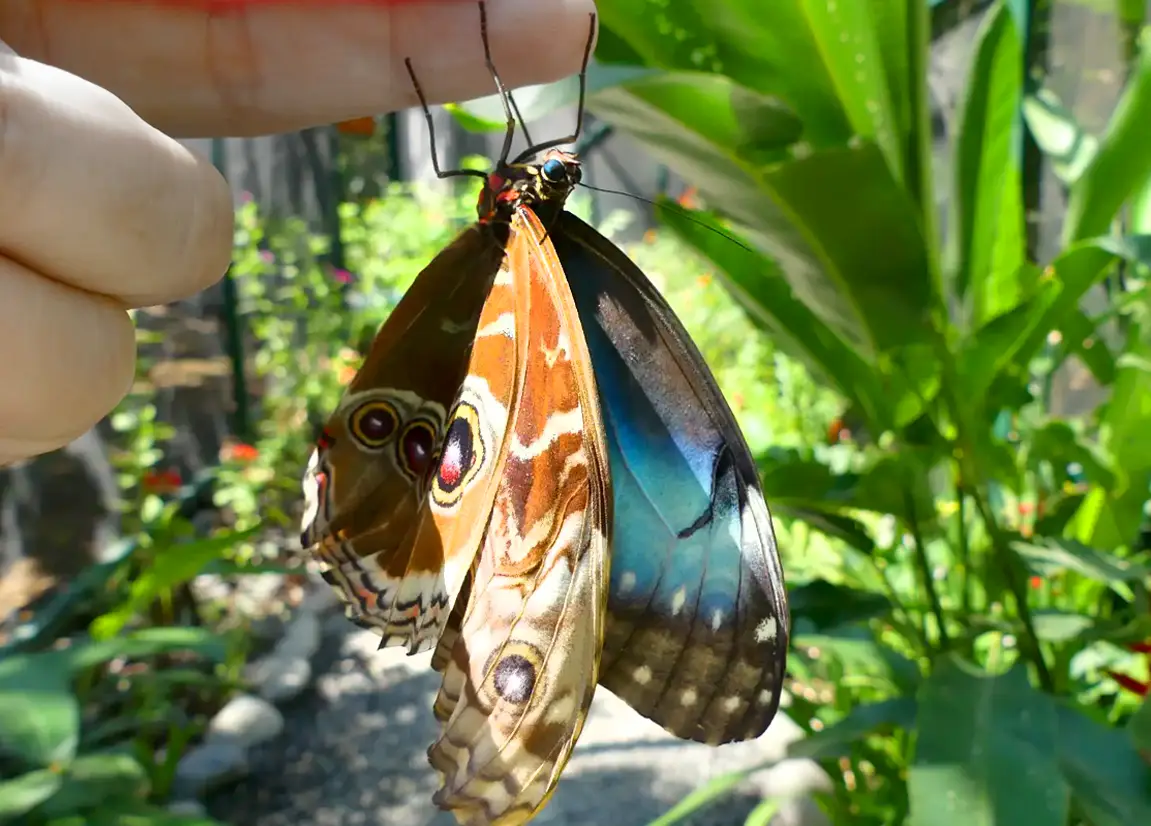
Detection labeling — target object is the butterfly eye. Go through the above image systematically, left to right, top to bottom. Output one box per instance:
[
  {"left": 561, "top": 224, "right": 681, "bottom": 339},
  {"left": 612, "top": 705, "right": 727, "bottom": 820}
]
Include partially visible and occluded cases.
[
  {"left": 540, "top": 157, "right": 566, "bottom": 183},
  {"left": 348, "top": 400, "right": 399, "bottom": 449},
  {"left": 431, "top": 402, "right": 485, "bottom": 507},
  {"left": 398, "top": 420, "right": 438, "bottom": 479},
  {"left": 484, "top": 641, "right": 544, "bottom": 706}
]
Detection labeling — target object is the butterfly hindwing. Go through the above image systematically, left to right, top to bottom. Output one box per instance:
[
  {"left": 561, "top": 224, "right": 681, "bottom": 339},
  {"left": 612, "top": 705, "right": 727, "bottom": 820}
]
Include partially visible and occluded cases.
[
  {"left": 428, "top": 204, "right": 611, "bottom": 826},
  {"left": 554, "top": 208, "right": 789, "bottom": 745},
  {"left": 302, "top": 226, "right": 505, "bottom": 652}
]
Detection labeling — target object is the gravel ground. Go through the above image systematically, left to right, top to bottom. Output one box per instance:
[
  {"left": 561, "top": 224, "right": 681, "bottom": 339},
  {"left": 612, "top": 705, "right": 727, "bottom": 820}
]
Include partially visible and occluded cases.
[{"left": 207, "top": 612, "right": 828, "bottom": 826}]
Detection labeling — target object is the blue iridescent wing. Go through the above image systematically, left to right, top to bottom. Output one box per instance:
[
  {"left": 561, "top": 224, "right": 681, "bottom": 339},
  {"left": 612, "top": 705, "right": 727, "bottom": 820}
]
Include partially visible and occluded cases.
[{"left": 554, "top": 212, "right": 789, "bottom": 745}]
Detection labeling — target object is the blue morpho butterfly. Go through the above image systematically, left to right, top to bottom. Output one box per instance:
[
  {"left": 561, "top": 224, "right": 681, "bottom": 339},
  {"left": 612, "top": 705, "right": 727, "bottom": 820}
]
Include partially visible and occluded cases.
[{"left": 300, "top": 4, "right": 789, "bottom": 824}]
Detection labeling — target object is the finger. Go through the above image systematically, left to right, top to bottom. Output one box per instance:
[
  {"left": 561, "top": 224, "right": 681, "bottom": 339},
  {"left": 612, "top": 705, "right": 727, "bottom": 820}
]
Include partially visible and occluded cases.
[
  {"left": 0, "top": 0, "right": 598, "bottom": 137},
  {"left": 0, "top": 49, "right": 234, "bottom": 306},
  {"left": 0, "top": 254, "right": 135, "bottom": 464}
]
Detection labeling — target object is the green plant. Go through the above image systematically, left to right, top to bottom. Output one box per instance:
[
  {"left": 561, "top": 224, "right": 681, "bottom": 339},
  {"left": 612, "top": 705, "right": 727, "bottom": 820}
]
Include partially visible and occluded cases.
[
  {"left": 449, "top": 0, "right": 1151, "bottom": 823},
  {"left": 0, "top": 629, "right": 232, "bottom": 825}
]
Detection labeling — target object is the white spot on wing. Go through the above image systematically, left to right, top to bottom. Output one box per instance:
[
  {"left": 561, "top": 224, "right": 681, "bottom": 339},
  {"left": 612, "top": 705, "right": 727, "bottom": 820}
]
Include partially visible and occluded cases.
[
  {"left": 477, "top": 311, "right": 515, "bottom": 340},
  {"left": 510, "top": 408, "right": 584, "bottom": 459},
  {"left": 619, "top": 571, "right": 637, "bottom": 593},
  {"left": 670, "top": 586, "right": 688, "bottom": 616},
  {"left": 711, "top": 608, "right": 724, "bottom": 631},
  {"left": 755, "top": 617, "right": 778, "bottom": 643},
  {"left": 633, "top": 665, "right": 652, "bottom": 685},
  {"left": 680, "top": 688, "right": 698, "bottom": 707},
  {"left": 756, "top": 689, "right": 774, "bottom": 706},
  {"left": 722, "top": 696, "right": 742, "bottom": 713}
]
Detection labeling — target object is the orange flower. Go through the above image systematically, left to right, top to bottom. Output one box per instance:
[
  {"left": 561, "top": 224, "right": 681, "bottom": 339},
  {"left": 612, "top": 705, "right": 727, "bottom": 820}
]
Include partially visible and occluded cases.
[
  {"left": 676, "top": 186, "right": 700, "bottom": 209},
  {"left": 220, "top": 442, "right": 259, "bottom": 463},
  {"left": 1029, "top": 576, "right": 1043, "bottom": 589}
]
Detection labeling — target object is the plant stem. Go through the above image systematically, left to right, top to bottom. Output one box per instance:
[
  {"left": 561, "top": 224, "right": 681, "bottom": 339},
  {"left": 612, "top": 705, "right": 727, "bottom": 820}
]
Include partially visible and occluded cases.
[
  {"left": 955, "top": 481, "right": 975, "bottom": 657},
  {"left": 966, "top": 481, "right": 1054, "bottom": 692},
  {"left": 903, "top": 488, "right": 950, "bottom": 649}
]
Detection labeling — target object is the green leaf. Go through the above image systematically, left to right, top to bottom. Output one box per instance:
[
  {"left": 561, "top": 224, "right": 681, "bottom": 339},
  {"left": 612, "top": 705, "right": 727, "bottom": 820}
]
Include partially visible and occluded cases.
[
  {"left": 597, "top": 0, "right": 852, "bottom": 144},
  {"left": 799, "top": 0, "right": 903, "bottom": 180},
  {"left": 947, "top": 0, "right": 1025, "bottom": 318},
  {"left": 1064, "top": 31, "right": 1151, "bottom": 244},
  {"left": 757, "top": 141, "right": 937, "bottom": 354},
  {"left": 660, "top": 207, "right": 891, "bottom": 425},
  {"left": 1010, "top": 236, "right": 1151, "bottom": 375},
  {"left": 955, "top": 267, "right": 1055, "bottom": 400},
  {"left": 1079, "top": 291, "right": 1151, "bottom": 551},
  {"left": 90, "top": 527, "right": 258, "bottom": 639},
  {"left": 1011, "top": 537, "right": 1148, "bottom": 584},
  {"left": 788, "top": 581, "right": 892, "bottom": 632},
  {"left": 1030, "top": 610, "right": 1095, "bottom": 644},
  {"left": 61, "top": 627, "right": 229, "bottom": 674},
  {"left": 793, "top": 628, "right": 921, "bottom": 695},
  {"left": 0, "top": 652, "right": 79, "bottom": 767},
  {"left": 909, "top": 657, "right": 1068, "bottom": 826},
  {"left": 787, "top": 697, "right": 917, "bottom": 761},
  {"left": 1127, "top": 697, "right": 1151, "bottom": 758},
  {"left": 1056, "top": 702, "right": 1151, "bottom": 826},
  {"left": 36, "top": 753, "right": 148, "bottom": 819},
  {"left": 645, "top": 767, "right": 758, "bottom": 826},
  {"left": 0, "top": 769, "right": 63, "bottom": 823},
  {"left": 742, "top": 799, "right": 781, "bottom": 826}
]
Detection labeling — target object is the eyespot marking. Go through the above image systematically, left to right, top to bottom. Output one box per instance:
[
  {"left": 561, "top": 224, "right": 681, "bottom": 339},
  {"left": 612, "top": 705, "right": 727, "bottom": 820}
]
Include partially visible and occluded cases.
[
  {"left": 348, "top": 399, "right": 399, "bottom": 449},
  {"left": 431, "top": 401, "right": 484, "bottom": 506},
  {"left": 399, "top": 420, "right": 437, "bottom": 478},
  {"left": 483, "top": 641, "right": 544, "bottom": 706},
  {"left": 493, "top": 654, "right": 536, "bottom": 705}
]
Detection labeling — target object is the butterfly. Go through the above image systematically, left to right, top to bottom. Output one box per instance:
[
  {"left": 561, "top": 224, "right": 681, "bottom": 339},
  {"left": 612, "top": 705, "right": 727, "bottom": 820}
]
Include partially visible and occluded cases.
[{"left": 300, "top": 5, "right": 789, "bottom": 824}]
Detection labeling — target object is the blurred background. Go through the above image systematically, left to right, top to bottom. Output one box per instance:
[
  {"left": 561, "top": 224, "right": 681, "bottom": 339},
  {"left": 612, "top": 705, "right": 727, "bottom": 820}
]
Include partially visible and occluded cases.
[{"left": 3, "top": 0, "right": 1151, "bottom": 825}]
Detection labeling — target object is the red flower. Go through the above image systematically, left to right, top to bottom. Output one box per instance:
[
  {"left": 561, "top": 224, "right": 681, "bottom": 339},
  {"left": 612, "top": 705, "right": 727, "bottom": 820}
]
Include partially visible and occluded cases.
[
  {"left": 332, "top": 268, "right": 354, "bottom": 285},
  {"left": 220, "top": 442, "right": 259, "bottom": 463},
  {"left": 141, "top": 469, "right": 182, "bottom": 495},
  {"left": 1029, "top": 576, "right": 1043, "bottom": 589},
  {"left": 1108, "top": 641, "right": 1151, "bottom": 697},
  {"left": 1107, "top": 669, "right": 1150, "bottom": 697}
]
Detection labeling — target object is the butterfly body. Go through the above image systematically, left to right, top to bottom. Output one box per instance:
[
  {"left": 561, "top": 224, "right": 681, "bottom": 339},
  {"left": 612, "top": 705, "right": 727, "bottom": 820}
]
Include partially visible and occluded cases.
[{"left": 303, "top": 83, "right": 787, "bottom": 826}]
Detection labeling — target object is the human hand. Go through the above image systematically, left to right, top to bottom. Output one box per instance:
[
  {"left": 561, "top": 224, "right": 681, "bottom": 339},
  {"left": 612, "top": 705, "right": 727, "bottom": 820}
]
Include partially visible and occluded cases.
[{"left": 0, "top": 0, "right": 597, "bottom": 466}]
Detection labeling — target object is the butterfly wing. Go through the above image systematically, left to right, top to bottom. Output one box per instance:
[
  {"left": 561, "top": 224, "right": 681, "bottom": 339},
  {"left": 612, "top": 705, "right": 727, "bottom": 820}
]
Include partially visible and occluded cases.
[
  {"left": 428, "top": 205, "right": 611, "bottom": 825},
  {"left": 554, "top": 211, "right": 789, "bottom": 745},
  {"left": 302, "top": 225, "right": 507, "bottom": 652}
]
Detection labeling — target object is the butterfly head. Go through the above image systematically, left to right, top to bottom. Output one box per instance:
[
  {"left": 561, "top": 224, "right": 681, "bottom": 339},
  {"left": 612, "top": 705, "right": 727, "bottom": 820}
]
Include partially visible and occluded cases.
[{"left": 478, "top": 149, "right": 582, "bottom": 226}]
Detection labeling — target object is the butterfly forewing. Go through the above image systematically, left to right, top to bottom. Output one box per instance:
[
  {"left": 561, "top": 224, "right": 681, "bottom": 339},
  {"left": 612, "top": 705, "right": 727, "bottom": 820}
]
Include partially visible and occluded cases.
[
  {"left": 428, "top": 204, "right": 611, "bottom": 826},
  {"left": 553, "top": 205, "right": 789, "bottom": 745},
  {"left": 302, "top": 226, "right": 505, "bottom": 652}
]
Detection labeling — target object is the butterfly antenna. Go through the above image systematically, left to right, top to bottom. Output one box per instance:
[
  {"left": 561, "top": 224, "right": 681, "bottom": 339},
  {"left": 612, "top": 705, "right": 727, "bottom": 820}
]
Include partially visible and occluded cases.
[
  {"left": 477, "top": 1, "right": 519, "bottom": 165},
  {"left": 513, "top": 12, "right": 596, "bottom": 162},
  {"left": 405, "top": 57, "right": 486, "bottom": 181},
  {"left": 507, "top": 90, "right": 535, "bottom": 148},
  {"left": 578, "top": 182, "right": 758, "bottom": 255}
]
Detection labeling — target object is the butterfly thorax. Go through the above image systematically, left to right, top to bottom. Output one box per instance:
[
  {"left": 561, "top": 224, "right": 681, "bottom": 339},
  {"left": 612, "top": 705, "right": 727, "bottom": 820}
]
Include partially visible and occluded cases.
[{"left": 476, "top": 149, "right": 582, "bottom": 229}]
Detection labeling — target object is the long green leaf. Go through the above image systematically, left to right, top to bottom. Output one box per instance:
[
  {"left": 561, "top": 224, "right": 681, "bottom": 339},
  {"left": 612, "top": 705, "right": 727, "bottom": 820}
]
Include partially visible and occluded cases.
[
  {"left": 947, "top": 0, "right": 1026, "bottom": 323},
  {"left": 1064, "top": 30, "right": 1151, "bottom": 244},
  {"left": 657, "top": 205, "right": 890, "bottom": 424}
]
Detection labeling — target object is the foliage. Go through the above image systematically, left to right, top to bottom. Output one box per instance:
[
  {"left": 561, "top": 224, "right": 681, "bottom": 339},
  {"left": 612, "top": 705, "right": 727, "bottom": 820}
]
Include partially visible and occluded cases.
[{"left": 442, "top": 0, "right": 1151, "bottom": 823}]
